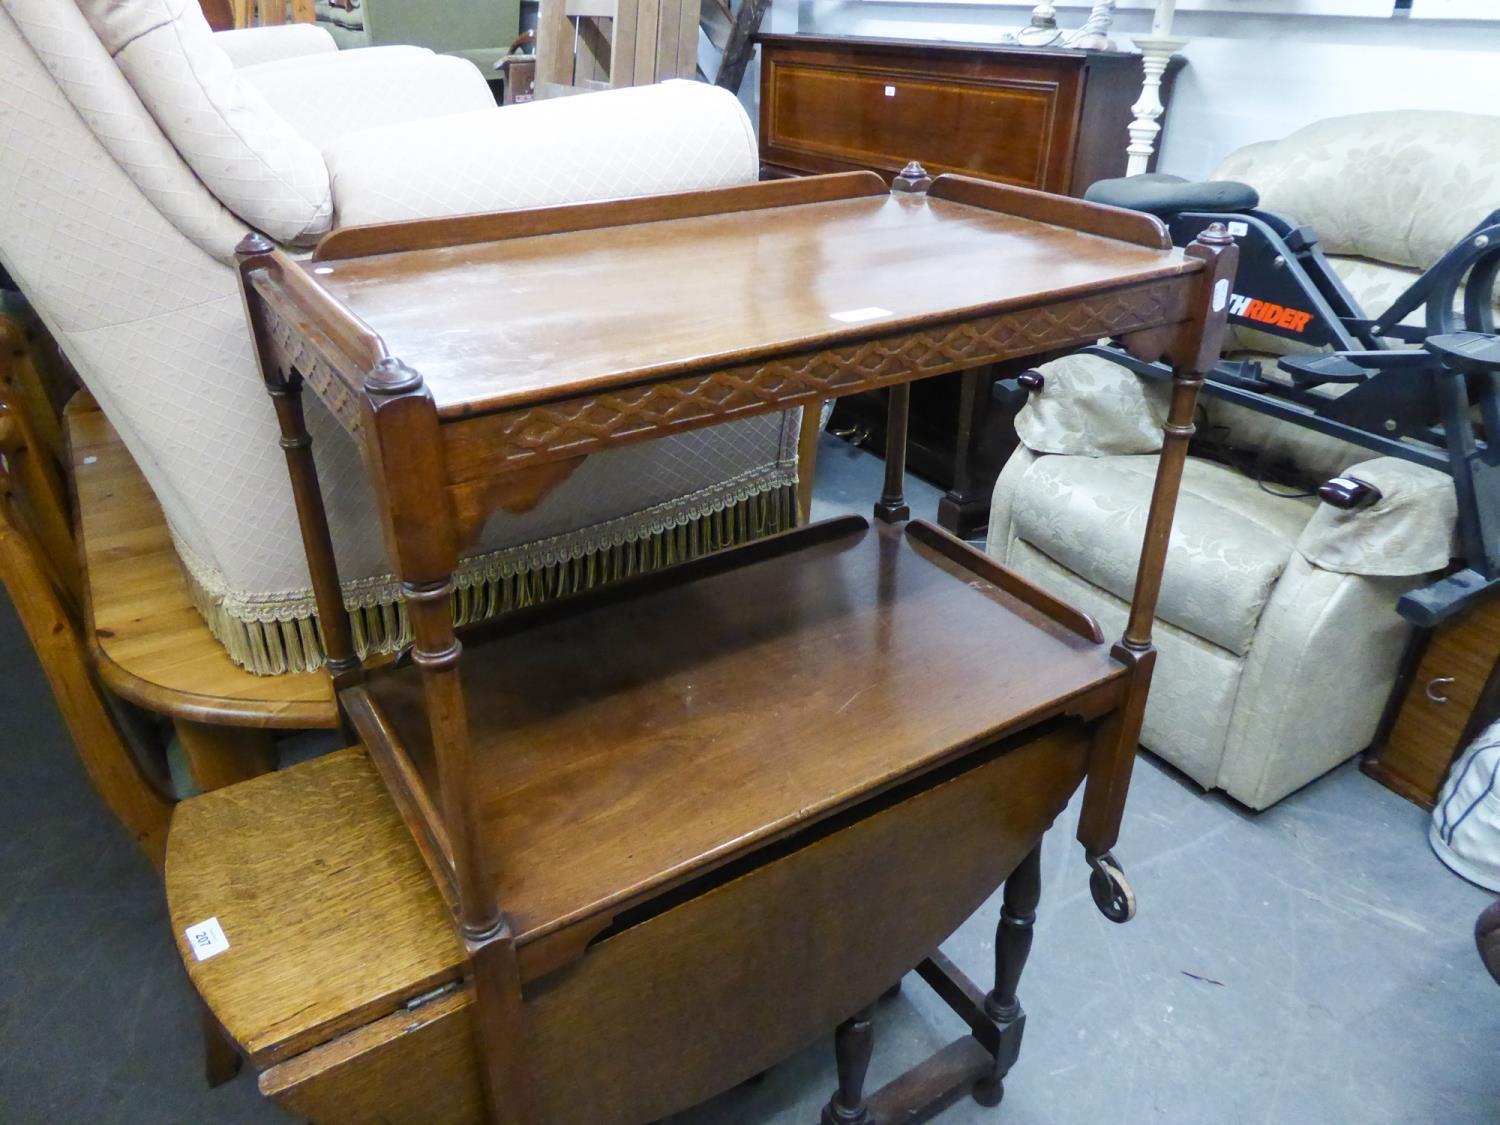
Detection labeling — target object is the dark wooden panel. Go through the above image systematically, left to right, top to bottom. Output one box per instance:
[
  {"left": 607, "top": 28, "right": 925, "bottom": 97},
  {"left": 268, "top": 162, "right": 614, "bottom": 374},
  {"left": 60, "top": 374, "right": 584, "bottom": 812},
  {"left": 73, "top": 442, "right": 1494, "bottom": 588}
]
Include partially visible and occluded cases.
[
  {"left": 763, "top": 53, "right": 1078, "bottom": 192},
  {"left": 351, "top": 518, "right": 1123, "bottom": 975},
  {"left": 1365, "top": 597, "right": 1500, "bottom": 808},
  {"left": 258, "top": 725, "right": 1090, "bottom": 1125}
]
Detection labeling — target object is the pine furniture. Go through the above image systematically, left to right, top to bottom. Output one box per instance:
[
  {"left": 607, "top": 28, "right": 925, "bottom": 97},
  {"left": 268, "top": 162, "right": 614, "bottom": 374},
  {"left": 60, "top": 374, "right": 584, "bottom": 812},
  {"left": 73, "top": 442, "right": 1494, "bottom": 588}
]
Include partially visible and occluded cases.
[{"left": 169, "top": 169, "right": 1234, "bottom": 1122}]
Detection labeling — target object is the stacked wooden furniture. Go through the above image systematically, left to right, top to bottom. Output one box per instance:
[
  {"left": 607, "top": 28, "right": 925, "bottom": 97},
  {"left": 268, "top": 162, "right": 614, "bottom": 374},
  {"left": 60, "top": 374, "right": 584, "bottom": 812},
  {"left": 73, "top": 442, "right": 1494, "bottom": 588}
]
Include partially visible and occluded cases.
[
  {"left": 534, "top": 0, "right": 699, "bottom": 97},
  {"left": 758, "top": 34, "right": 1180, "bottom": 535},
  {"left": 166, "top": 170, "right": 1234, "bottom": 1122},
  {"left": 0, "top": 307, "right": 172, "bottom": 868},
  {"left": 70, "top": 405, "right": 338, "bottom": 790},
  {"left": 1365, "top": 599, "right": 1500, "bottom": 807}
]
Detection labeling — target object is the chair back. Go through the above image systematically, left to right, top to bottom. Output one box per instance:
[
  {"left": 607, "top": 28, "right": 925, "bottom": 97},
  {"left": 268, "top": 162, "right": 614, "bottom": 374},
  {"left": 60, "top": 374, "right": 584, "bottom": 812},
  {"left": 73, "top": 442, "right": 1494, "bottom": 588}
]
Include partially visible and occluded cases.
[{"left": 0, "top": 302, "right": 172, "bottom": 868}]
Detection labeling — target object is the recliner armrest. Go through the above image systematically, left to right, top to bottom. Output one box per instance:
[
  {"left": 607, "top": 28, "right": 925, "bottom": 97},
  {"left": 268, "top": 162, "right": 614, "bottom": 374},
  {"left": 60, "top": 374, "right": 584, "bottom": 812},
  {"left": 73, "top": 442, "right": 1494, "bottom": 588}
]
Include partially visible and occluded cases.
[
  {"left": 213, "top": 23, "right": 337, "bottom": 69},
  {"left": 321, "top": 81, "right": 759, "bottom": 229},
  {"left": 1011, "top": 352, "right": 1170, "bottom": 458},
  {"left": 1296, "top": 456, "right": 1456, "bottom": 577}
]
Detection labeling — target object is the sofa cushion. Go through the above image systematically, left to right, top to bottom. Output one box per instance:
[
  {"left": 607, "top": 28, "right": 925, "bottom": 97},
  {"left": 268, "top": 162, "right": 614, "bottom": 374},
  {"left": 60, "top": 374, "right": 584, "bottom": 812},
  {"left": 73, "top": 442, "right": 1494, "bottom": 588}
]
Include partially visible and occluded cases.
[
  {"left": 78, "top": 0, "right": 332, "bottom": 243},
  {"left": 324, "top": 81, "right": 759, "bottom": 228},
  {"left": 1213, "top": 110, "right": 1500, "bottom": 272},
  {"left": 1010, "top": 453, "right": 1317, "bottom": 655}
]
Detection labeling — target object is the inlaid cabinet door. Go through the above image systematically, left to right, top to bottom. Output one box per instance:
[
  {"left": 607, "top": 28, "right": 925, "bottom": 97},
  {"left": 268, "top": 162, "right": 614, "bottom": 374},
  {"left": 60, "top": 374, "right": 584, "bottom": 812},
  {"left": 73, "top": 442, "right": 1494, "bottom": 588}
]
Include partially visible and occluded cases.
[{"left": 760, "top": 41, "right": 1085, "bottom": 193}]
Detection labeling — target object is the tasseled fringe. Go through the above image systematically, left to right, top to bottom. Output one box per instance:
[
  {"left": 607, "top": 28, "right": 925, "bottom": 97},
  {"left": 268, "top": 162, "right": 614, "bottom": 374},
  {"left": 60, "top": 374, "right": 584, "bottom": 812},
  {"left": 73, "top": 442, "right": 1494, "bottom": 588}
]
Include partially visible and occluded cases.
[{"left": 186, "top": 485, "right": 798, "bottom": 676}]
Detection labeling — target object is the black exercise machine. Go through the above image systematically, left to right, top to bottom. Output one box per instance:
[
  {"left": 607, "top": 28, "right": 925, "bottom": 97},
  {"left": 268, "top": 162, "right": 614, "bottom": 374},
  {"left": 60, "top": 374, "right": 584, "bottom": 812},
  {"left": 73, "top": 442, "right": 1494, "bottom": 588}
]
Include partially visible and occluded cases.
[{"left": 1068, "top": 172, "right": 1500, "bottom": 626}]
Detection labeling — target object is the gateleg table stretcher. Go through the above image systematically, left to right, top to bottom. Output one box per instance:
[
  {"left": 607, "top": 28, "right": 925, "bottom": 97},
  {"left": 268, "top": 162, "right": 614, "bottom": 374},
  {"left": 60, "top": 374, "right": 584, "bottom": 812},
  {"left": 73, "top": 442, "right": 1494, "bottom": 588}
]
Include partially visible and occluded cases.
[{"left": 164, "top": 168, "right": 1235, "bottom": 1124}]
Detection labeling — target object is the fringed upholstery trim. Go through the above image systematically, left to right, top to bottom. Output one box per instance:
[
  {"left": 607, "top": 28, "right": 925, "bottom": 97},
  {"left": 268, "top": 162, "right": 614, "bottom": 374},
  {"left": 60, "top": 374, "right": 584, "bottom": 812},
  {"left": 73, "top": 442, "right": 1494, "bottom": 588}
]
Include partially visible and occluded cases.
[{"left": 186, "top": 484, "right": 798, "bottom": 675}]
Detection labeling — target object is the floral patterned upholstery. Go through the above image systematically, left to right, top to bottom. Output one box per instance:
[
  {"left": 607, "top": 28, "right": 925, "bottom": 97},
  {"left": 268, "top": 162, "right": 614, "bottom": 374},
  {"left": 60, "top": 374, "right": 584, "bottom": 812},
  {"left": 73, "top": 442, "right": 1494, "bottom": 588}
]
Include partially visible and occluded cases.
[{"left": 990, "top": 111, "right": 1483, "bottom": 808}]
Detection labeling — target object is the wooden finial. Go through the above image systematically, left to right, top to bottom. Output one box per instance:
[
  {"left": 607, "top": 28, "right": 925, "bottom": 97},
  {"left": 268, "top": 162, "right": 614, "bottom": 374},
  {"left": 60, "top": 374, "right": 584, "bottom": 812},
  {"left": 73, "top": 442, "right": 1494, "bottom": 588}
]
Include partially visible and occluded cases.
[
  {"left": 892, "top": 161, "right": 933, "bottom": 194},
  {"left": 1196, "top": 222, "right": 1235, "bottom": 247},
  {"left": 235, "top": 232, "right": 275, "bottom": 259},
  {"left": 363, "top": 356, "right": 423, "bottom": 395}
]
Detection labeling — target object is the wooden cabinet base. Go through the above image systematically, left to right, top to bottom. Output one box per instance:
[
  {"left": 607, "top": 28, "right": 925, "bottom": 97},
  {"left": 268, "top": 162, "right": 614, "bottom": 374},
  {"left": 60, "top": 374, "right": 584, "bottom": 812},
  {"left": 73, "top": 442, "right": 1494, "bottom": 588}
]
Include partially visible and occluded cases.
[
  {"left": 1365, "top": 596, "right": 1500, "bottom": 807},
  {"left": 174, "top": 727, "right": 1086, "bottom": 1123}
]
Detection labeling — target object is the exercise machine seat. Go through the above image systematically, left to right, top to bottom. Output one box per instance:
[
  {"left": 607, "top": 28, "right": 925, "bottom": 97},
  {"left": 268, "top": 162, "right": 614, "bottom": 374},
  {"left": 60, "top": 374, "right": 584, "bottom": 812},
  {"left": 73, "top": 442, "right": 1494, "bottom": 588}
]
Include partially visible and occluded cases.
[{"left": 1084, "top": 173, "right": 1259, "bottom": 217}]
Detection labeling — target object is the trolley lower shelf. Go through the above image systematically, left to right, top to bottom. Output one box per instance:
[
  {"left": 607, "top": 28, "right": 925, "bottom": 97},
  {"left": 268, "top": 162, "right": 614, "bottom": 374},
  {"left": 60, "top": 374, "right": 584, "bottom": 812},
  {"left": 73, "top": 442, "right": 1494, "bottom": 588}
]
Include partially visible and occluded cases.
[{"left": 346, "top": 515, "right": 1126, "bottom": 978}]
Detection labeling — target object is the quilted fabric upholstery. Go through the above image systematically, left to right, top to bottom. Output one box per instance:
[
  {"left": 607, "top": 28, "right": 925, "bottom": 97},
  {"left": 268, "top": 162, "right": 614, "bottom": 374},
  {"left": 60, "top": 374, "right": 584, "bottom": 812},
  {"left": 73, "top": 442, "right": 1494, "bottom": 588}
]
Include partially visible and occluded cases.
[
  {"left": 4, "top": 0, "right": 247, "bottom": 264},
  {"left": 76, "top": 0, "right": 333, "bottom": 243},
  {"left": 1, "top": 7, "right": 798, "bottom": 672},
  {"left": 212, "top": 22, "right": 336, "bottom": 68},
  {"left": 241, "top": 48, "right": 493, "bottom": 151},
  {"left": 325, "top": 81, "right": 760, "bottom": 227},
  {"left": 1212, "top": 111, "right": 1500, "bottom": 272},
  {"left": 1011, "top": 352, "right": 1170, "bottom": 457},
  {"left": 990, "top": 451, "right": 1418, "bottom": 809},
  {"left": 1008, "top": 452, "right": 1315, "bottom": 656},
  {"left": 1296, "top": 456, "right": 1457, "bottom": 576},
  {"left": 1007, "top": 538, "right": 1246, "bottom": 790},
  {"left": 1218, "top": 553, "right": 1413, "bottom": 808}
]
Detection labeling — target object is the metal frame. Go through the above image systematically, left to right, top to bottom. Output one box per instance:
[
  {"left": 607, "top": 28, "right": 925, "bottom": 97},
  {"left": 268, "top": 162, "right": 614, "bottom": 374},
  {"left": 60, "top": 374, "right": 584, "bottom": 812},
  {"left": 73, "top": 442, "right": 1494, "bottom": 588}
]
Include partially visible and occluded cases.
[{"left": 1091, "top": 205, "right": 1500, "bottom": 626}]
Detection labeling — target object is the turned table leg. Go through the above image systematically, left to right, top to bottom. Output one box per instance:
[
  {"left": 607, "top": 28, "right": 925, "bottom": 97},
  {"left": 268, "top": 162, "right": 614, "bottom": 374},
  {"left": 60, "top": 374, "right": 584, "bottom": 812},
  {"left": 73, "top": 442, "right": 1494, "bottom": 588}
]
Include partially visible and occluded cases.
[
  {"left": 175, "top": 719, "right": 276, "bottom": 793},
  {"left": 974, "top": 842, "right": 1041, "bottom": 1107},
  {"left": 822, "top": 1005, "right": 875, "bottom": 1125}
]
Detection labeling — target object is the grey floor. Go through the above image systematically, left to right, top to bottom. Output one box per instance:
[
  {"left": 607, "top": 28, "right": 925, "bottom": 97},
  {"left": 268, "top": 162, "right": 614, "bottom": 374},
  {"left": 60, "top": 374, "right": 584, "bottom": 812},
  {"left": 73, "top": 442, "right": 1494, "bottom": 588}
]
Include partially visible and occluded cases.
[{"left": 2, "top": 435, "right": 1497, "bottom": 1124}]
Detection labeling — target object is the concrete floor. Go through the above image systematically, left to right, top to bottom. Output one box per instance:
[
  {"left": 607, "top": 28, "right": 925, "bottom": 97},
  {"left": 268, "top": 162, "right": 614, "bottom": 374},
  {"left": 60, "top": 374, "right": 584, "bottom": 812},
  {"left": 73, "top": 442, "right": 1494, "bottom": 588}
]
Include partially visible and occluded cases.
[{"left": 2, "top": 435, "right": 1497, "bottom": 1124}]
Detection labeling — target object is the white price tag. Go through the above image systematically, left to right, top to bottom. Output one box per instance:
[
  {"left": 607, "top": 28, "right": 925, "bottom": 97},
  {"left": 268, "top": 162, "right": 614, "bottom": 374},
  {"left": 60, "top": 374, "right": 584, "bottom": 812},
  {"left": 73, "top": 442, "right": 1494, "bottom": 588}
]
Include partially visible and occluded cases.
[
  {"left": 884, "top": 85, "right": 896, "bottom": 97},
  {"left": 1227, "top": 221, "right": 1249, "bottom": 237},
  {"left": 1212, "top": 279, "right": 1230, "bottom": 312},
  {"left": 830, "top": 307, "right": 893, "bottom": 324},
  {"left": 185, "top": 917, "right": 230, "bottom": 962}
]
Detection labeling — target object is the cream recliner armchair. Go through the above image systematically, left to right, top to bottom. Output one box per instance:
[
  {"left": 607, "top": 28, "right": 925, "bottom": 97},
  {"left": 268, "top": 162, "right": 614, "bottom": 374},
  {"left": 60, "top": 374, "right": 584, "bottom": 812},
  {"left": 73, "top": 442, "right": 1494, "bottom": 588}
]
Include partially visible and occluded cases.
[
  {"left": 0, "top": 1, "right": 796, "bottom": 674},
  {"left": 986, "top": 111, "right": 1492, "bottom": 809}
]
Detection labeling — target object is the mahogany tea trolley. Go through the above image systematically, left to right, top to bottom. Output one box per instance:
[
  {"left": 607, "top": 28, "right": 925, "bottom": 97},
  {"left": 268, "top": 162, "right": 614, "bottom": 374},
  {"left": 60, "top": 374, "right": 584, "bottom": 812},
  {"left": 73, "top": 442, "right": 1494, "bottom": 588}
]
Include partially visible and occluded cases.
[{"left": 167, "top": 168, "right": 1234, "bottom": 1123}]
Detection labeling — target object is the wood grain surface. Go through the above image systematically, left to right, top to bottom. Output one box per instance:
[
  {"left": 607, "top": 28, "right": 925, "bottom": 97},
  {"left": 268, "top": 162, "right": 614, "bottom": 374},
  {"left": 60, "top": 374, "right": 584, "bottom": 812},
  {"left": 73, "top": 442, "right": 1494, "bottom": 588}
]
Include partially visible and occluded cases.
[
  {"left": 304, "top": 185, "right": 1196, "bottom": 418},
  {"left": 69, "top": 405, "right": 336, "bottom": 728},
  {"left": 352, "top": 518, "right": 1123, "bottom": 974},
  {"left": 251, "top": 725, "right": 1088, "bottom": 1124},
  {"left": 166, "top": 747, "right": 462, "bottom": 1066}
]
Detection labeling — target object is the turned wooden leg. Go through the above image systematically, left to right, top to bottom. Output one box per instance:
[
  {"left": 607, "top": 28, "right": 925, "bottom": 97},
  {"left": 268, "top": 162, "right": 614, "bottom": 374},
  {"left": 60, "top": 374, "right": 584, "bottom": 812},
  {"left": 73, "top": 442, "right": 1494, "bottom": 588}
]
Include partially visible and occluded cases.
[
  {"left": 873, "top": 385, "right": 911, "bottom": 524},
  {"left": 175, "top": 719, "right": 276, "bottom": 793},
  {"left": 974, "top": 843, "right": 1041, "bottom": 1107},
  {"left": 822, "top": 1005, "right": 875, "bottom": 1125}
]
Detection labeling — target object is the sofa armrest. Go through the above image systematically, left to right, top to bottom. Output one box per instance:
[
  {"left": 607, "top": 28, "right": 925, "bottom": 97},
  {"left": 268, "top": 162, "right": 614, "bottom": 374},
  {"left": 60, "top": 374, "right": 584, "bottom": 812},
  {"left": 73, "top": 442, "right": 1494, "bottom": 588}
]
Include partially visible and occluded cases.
[
  {"left": 213, "top": 24, "right": 337, "bottom": 69},
  {"left": 240, "top": 49, "right": 494, "bottom": 152},
  {"left": 322, "top": 81, "right": 759, "bottom": 228},
  {"left": 1011, "top": 352, "right": 1170, "bottom": 458},
  {"left": 1296, "top": 456, "right": 1456, "bottom": 577}
]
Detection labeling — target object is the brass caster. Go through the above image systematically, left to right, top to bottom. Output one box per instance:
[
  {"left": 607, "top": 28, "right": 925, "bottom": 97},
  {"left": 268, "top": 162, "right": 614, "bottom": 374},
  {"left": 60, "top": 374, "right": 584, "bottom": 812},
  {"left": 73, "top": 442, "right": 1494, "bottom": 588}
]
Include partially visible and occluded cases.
[{"left": 1087, "top": 852, "right": 1136, "bottom": 924}]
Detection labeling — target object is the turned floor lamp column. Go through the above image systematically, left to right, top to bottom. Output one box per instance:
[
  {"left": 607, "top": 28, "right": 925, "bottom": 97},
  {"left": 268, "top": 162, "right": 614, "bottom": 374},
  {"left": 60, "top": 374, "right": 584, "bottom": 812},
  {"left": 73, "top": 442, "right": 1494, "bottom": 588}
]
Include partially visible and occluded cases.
[{"left": 1127, "top": 0, "right": 1185, "bottom": 176}]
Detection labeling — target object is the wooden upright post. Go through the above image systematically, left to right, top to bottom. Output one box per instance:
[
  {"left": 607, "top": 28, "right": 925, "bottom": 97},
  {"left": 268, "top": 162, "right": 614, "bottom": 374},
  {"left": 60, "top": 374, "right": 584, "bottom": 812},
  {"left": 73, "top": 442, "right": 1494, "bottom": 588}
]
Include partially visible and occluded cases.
[{"left": 1076, "top": 223, "right": 1237, "bottom": 869}]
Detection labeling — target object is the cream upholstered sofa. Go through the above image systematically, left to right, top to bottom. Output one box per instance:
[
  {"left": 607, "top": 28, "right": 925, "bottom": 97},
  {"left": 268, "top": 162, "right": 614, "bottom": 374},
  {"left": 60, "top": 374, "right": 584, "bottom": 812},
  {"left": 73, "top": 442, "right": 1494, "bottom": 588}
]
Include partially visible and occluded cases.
[
  {"left": 0, "top": 1, "right": 798, "bottom": 674},
  {"left": 986, "top": 111, "right": 1495, "bottom": 809}
]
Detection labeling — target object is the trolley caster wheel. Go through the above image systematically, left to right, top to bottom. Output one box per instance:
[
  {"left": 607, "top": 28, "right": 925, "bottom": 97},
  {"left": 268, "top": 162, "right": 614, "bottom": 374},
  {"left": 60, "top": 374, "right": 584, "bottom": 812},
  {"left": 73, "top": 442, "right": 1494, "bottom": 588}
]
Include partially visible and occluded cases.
[
  {"left": 1088, "top": 852, "right": 1136, "bottom": 924},
  {"left": 972, "top": 1076, "right": 1004, "bottom": 1108}
]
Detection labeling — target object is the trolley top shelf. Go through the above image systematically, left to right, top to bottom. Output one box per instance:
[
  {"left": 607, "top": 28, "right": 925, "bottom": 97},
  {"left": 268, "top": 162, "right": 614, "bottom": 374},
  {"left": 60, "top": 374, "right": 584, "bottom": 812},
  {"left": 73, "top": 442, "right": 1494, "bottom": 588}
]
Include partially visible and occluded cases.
[{"left": 250, "top": 172, "right": 1198, "bottom": 425}]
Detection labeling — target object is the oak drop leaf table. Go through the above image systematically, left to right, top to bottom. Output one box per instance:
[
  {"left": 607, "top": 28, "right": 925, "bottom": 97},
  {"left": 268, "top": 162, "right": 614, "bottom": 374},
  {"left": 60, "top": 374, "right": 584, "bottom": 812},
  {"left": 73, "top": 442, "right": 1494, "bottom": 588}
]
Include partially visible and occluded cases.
[{"left": 166, "top": 169, "right": 1235, "bottom": 1124}]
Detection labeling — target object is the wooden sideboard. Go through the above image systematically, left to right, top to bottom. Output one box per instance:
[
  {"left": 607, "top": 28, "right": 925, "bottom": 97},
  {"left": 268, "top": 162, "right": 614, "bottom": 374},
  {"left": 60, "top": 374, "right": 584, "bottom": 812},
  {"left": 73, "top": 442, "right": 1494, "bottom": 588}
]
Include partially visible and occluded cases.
[
  {"left": 758, "top": 34, "right": 1167, "bottom": 193},
  {"left": 759, "top": 34, "right": 1179, "bottom": 534}
]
